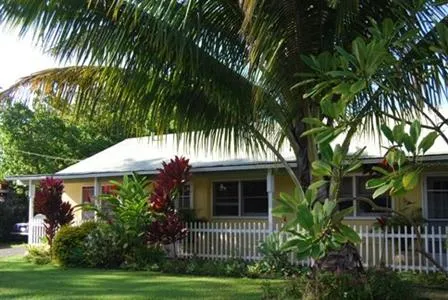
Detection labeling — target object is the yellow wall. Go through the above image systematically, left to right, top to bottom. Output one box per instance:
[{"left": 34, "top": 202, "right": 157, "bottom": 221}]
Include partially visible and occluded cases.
[
  {"left": 59, "top": 165, "right": 447, "bottom": 224},
  {"left": 61, "top": 177, "right": 130, "bottom": 221},
  {"left": 62, "top": 178, "right": 98, "bottom": 220}
]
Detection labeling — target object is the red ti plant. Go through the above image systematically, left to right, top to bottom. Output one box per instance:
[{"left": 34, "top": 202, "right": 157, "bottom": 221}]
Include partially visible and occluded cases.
[
  {"left": 148, "top": 156, "right": 191, "bottom": 255},
  {"left": 149, "top": 156, "right": 191, "bottom": 212},
  {"left": 34, "top": 177, "right": 74, "bottom": 247},
  {"left": 148, "top": 212, "right": 188, "bottom": 256}
]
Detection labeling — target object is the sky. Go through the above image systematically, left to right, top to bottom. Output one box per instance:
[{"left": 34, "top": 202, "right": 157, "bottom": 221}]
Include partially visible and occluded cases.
[{"left": 0, "top": 28, "right": 60, "bottom": 90}]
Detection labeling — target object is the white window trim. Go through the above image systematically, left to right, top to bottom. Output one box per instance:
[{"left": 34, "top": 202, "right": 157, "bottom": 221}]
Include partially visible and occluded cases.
[
  {"left": 422, "top": 172, "right": 448, "bottom": 221},
  {"left": 342, "top": 175, "right": 395, "bottom": 220},
  {"left": 211, "top": 178, "right": 268, "bottom": 218},
  {"left": 175, "top": 183, "right": 194, "bottom": 210},
  {"left": 80, "top": 185, "right": 96, "bottom": 220},
  {"left": 80, "top": 185, "right": 95, "bottom": 204}
]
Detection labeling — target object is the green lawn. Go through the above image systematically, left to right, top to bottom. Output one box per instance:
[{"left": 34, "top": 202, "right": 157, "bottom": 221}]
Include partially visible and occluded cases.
[
  {"left": 2, "top": 256, "right": 447, "bottom": 300},
  {"left": 0, "top": 257, "right": 270, "bottom": 299}
]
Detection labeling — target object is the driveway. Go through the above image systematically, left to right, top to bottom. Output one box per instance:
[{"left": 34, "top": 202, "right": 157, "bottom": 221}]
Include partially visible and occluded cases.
[{"left": 0, "top": 245, "right": 26, "bottom": 257}]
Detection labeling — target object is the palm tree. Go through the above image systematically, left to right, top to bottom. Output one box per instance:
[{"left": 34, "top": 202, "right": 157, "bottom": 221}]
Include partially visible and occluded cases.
[{"left": 0, "top": 0, "right": 446, "bottom": 186}]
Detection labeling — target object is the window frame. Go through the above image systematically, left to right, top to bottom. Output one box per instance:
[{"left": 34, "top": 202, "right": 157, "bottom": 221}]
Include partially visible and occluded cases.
[
  {"left": 423, "top": 173, "right": 448, "bottom": 221},
  {"left": 342, "top": 175, "right": 395, "bottom": 220},
  {"left": 212, "top": 179, "right": 268, "bottom": 218},
  {"left": 175, "top": 183, "right": 194, "bottom": 210},
  {"left": 80, "top": 184, "right": 116, "bottom": 205},
  {"left": 81, "top": 185, "right": 95, "bottom": 220},
  {"left": 81, "top": 186, "right": 95, "bottom": 204}
]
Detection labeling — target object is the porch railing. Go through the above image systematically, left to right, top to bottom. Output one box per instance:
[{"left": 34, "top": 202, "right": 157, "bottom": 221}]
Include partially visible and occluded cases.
[
  {"left": 28, "top": 219, "right": 448, "bottom": 272},
  {"left": 178, "top": 222, "right": 448, "bottom": 273}
]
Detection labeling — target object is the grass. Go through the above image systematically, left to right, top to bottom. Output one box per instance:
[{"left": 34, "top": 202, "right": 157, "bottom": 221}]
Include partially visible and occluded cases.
[
  {"left": 0, "top": 256, "right": 269, "bottom": 299},
  {"left": 2, "top": 256, "right": 447, "bottom": 300}
]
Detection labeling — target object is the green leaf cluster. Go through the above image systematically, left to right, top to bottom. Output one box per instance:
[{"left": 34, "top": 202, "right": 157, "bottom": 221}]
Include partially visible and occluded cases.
[
  {"left": 367, "top": 120, "right": 437, "bottom": 198},
  {"left": 94, "top": 174, "right": 156, "bottom": 254},
  {"left": 273, "top": 183, "right": 360, "bottom": 261}
]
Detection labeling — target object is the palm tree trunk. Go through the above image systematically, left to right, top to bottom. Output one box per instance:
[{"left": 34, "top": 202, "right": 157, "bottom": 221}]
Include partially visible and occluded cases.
[{"left": 291, "top": 119, "right": 315, "bottom": 187}]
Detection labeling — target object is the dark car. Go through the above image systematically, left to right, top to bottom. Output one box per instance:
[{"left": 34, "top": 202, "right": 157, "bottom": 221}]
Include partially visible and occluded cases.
[{"left": 11, "top": 223, "right": 28, "bottom": 236}]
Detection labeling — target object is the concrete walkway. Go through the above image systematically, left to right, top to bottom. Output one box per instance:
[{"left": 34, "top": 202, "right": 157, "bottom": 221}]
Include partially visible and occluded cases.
[{"left": 0, "top": 245, "right": 26, "bottom": 257}]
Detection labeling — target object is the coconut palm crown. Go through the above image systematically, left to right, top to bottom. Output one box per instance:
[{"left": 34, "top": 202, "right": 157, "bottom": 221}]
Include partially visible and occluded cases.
[{"left": 0, "top": 0, "right": 447, "bottom": 185}]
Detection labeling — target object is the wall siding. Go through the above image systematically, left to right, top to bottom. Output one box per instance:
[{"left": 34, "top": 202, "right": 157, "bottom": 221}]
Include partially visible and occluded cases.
[{"left": 59, "top": 165, "right": 448, "bottom": 224}]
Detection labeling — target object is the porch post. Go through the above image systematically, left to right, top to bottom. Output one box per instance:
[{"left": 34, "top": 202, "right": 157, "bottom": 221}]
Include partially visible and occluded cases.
[
  {"left": 267, "top": 169, "right": 275, "bottom": 233},
  {"left": 93, "top": 177, "right": 101, "bottom": 220},
  {"left": 27, "top": 179, "right": 35, "bottom": 244}
]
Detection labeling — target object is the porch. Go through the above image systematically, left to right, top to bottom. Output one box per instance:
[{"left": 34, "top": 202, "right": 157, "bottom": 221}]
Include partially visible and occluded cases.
[{"left": 29, "top": 218, "right": 448, "bottom": 273}]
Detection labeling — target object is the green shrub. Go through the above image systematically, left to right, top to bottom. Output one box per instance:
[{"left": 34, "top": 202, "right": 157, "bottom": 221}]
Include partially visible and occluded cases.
[
  {"left": 99, "top": 175, "right": 152, "bottom": 253},
  {"left": 52, "top": 221, "right": 97, "bottom": 267},
  {"left": 84, "top": 223, "right": 125, "bottom": 268},
  {"left": 257, "top": 233, "right": 295, "bottom": 276},
  {"left": 25, "top": 245, "right": 51, "bottom": 265},
  {"left": 123, "top": 245, "right": 167, "bottom": 270},
  {"left": 158, "top": 258, "right": 249, "bottom": 277},
  {"left": 222, "top": 258, "right": 248, "bottom": 277},
  {"left": 261, "top": 269, "right": 417, "bottom": 300},
  {"left": 366, "top": 269, "right": 416, "bottom": 300},
  {"left": 399, "top": 271, "right": 448, "bottom": 288},
  {"left": 261, "top": 279, "right": 302, "bottom": 300}
]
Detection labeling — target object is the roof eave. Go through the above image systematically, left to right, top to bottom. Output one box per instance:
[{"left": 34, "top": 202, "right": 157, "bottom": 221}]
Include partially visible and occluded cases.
[{"left": 6, "top": 154, "right": 448, "bottom": 182}]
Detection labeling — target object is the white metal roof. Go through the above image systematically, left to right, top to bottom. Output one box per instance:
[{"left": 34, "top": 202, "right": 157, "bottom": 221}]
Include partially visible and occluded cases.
[
  {"left": 7, "top": 108, "right": 448, "bottom": 180},
  {"left": 55, "top": 134, "right": 297, "bottom": 177}
]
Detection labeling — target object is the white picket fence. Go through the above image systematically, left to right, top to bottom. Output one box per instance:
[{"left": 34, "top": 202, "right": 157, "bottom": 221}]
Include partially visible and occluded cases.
[
  {"left": 28, "top": 218, "right": 84, "bottom": 244},
  {"left": 28, "top": 218, "right": 46, "bottom": 244},
  {"left": 29, "top": 219, "right": 448, "bottom": 272},
  {"left": 178, "top": 222, "right": 448, "bottom": 273}
]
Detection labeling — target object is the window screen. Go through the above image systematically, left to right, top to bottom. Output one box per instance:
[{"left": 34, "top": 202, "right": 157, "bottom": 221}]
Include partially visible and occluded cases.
[{"left": 427, "top": 177, "right": 448, "bottom": 219}]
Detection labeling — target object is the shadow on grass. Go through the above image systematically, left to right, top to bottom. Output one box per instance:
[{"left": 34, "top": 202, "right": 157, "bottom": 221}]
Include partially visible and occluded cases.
[{"left": 0, "top": 257, "right": 267, "bottom": 299}]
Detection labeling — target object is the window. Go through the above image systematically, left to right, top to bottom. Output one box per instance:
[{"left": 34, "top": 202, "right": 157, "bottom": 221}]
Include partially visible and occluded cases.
[
  {"left": 338, "top": 176, "right": 392, "bottom": 217},
  {"left": 426, "top": 176, "right": 448, "bottom": 220},
  {"left": 338, "top": 177, "right": 354, "bottom": 216},
  {"left": 213, "top": 180, "right": 268, "bottom": 217},
  {"left": 214, "top": 181, "right": 239, "bottom": 216},
  {"left": 242, "top": 181, "right": 268, "bottom": 215},
  {"left": 175, "top": 184, "right": 192, "bottom": 210},
  {"left": 81, "top": 185, "right": 116, "bottom": 220},
  {"left": 100, "top": 185, "right": 115, "bottom": 216},
  {"left": 101, "top": 185, "right": 116, "bottom": 195},
  {"left": 81, "top": 186, "right": 95, "bottom": 220}
]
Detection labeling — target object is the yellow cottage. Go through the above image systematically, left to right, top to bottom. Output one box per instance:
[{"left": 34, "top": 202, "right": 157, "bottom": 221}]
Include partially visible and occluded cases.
[
  {"left": 7, "top": 130, "right": 448, "bottom": 271},
  {"left": 8, "top": 130, "right": 448, "bottom": 237}
]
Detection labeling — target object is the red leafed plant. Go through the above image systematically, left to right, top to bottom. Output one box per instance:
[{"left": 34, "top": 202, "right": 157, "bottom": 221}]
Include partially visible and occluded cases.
[
  {"left": 148, "top": 156, "right": 191, "bottom": 255},
  {"left": 149, "top": 156, "right": 191, "bottom": 212},
  {"left": 34, "top": 177, "right": 74, "bottom": 247},
  {"left": 148, "top": 212, "right": 188, "bottom": 253}
]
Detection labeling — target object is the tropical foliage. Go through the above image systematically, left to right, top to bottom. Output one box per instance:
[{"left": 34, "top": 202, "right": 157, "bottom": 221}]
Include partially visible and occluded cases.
[
  {"left": 0, "top": 1, "right": 446, "bottom": 186},
  {"left": 270, "top": 13, "right": 448, "bottom": 271},
  {"left": 0, "top": 102, "right": 126, "bottom": 178},
  {"left": 366, "top": 121, "right": 439, "bottom": 199},
  {"left": 147, "top": 156, "right": 190, "bottom": 254},
  {"left": 149, "top": 156, "right": 191, "bottom": 212},
  {"left": 83, "top": 157, "right": 191, "bottom": 265},
  {"left": 94, "top": 174, "right": 155, "bottom": 265},
  {"left": 34, "top": 177, "right": 74, "bottom": 247},
  {"left": 52, "top": 221, "right": 98, "bottom": 266}
]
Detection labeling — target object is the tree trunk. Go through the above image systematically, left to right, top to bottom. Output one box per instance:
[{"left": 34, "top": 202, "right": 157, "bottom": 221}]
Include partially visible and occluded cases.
[
  {"left": 290, "top": 111, "right": 364, "bottom": 275},
  {"left": 291, "top": 119, "right": 313, "bottom": 187},
  {"left": 315, "top": 243, "right": 364, "bottom": 274}
]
